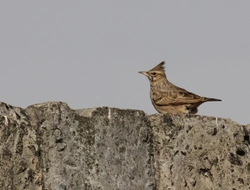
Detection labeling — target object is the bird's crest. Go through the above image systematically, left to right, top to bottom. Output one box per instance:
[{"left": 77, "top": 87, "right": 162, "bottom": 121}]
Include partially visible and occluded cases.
[{"left": 150, "top": 61, "right": 165, "bottom": 72}]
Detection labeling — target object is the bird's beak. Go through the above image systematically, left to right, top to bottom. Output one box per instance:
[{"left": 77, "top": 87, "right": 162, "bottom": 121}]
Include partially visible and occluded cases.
[{"left": 138, "top": 71, "right": 149, "bottom": 77}]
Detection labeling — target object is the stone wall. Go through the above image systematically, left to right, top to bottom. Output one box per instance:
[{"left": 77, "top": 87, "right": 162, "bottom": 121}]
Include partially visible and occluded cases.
[
  {"left": 0, "top": 101, "right": 249, "bottom": 190},
  {"left": 150, "top": 114, "right": 250, "bottom": 190}
]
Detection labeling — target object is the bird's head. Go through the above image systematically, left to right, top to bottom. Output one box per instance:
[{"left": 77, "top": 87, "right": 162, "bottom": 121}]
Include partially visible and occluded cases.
[{"left": 139, "top": 61, "right": 167, "bottom": 84}]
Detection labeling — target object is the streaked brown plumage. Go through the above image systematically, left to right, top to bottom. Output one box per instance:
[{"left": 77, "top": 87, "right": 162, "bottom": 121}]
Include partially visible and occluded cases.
[{"left": 139, "top": 61, "right": 221, "bottom": 114}]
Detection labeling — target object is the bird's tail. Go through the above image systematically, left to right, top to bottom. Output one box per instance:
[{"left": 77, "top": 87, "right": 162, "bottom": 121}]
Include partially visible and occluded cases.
[{"left": 204, "top": 97, "right": 222, "bottom": 102}]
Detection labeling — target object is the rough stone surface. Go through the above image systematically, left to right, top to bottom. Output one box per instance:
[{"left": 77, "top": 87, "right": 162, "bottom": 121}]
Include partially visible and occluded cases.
[
  {"left": 0, "top": 101, "right": 249, "bottom": 190},
  {"left": 0, "top": 102, "right": 154, "bottom": 190},
  {"left": 149, "top": 114, "right": 250, "bottom": 190}
]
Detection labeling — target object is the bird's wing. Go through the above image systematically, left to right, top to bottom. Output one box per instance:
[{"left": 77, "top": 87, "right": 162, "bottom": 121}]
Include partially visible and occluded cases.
[{"left": 151, "top": 87, "right": 205, "bottom": 106}]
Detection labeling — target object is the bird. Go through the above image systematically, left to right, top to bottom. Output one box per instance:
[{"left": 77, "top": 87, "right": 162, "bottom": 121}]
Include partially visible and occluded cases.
[{"left": 138, "top": 61, "right": 221, "bottom": 114}]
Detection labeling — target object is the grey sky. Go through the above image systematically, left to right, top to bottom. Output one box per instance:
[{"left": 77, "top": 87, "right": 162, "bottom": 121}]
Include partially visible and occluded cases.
[{"left": 0, "top": 1, "right": 249, "bottom": 124}]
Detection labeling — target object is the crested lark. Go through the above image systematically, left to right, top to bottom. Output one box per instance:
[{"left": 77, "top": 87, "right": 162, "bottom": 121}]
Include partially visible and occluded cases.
[{"left": 139, "top": 61, "right": 221, "bottom": 114}]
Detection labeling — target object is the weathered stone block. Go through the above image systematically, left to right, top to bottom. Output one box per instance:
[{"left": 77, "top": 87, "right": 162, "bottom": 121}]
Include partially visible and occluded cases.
[{"left": 0, "top": 101, "right": 249, "bottom": 190}]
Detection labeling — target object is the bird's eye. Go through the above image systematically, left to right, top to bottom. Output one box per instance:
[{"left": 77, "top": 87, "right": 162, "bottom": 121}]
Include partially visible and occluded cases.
[{"left": 151, "top": 72, "right": 157, "bottom": 76}]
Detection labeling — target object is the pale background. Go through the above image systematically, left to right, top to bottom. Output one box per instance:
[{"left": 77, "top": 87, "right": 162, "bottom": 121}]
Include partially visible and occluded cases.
[{"left": 0, "top": 1, "right": 249, "bottom": 124}]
